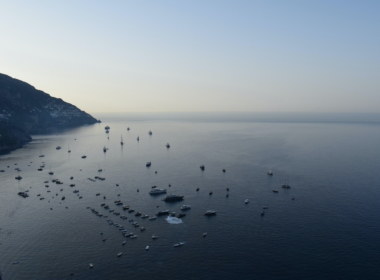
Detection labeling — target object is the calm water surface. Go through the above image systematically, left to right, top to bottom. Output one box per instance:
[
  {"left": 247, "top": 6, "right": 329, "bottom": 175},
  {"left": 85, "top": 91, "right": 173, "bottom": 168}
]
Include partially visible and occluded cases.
[{"left": 1, "top": 113, "right": 380, "bottom": 280}]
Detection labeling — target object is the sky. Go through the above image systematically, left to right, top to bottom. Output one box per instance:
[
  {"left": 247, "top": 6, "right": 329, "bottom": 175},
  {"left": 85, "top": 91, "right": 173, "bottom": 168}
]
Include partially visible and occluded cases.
[{"left": 0, "top": 0, "right": 379, "bottom": 113}]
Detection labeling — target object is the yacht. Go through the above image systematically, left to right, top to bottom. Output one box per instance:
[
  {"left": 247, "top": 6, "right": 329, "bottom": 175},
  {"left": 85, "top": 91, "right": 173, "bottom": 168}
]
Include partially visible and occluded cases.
[
  {"left": 56, "top": 146, "right": 61, "bottom": 150},
  {"left": 81, "top": 155, "right": 87, "bottom": 159},
  {"left": 146, "top": 162, "right": 151, "bottom": 167},
  {"left": 267, "top": 170, "right": 273, "bottom": 175},
  {"left": 49, "top": 171, "right": 54, "bottom": 175},
  {"left": 15, "top": 175, "right": 22, "bottom": 180},
  {"left": 149, "top": 188, "right": 167, "bottom": 195},
  {"left": 272, "top": 189, "right": 279, "bottom": 193},
  {"left": 18, "top": 191, "right": 28, "bottom": 198},
  {"left": 162, "top": 195, "right": 184, "bottom": 202},
  {"left": 244, "top": 199, "right": 249, "bottom": 204},
  {"left": 180, "top": 205, "right": 191, "bottom": 210},
  {"left": 156, "top": 210, "right": 170, "bottom": 216},
  {"left": 204, "top": 210, "right": 217, "bottom": 216},
  {"left": 149, "top": 216, "right": 157, "bottom": 220},
  {"left": 152, "top": 235, "right": 158, "bottom": 239},
  {"left": 146, "top": 246, "right": 149, "bottom": 250},
  {"left": 117, "top": 252, "right": 123, "bottom": 257},
  {"left": 89, "top": 263, "right": 94, "bottom": 268}
]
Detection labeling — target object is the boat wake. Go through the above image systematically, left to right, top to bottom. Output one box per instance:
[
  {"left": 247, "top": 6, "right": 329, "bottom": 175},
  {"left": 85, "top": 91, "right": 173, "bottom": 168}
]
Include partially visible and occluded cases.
[{"left": 165, "top": 216, "right": 183, "bottom": 224}]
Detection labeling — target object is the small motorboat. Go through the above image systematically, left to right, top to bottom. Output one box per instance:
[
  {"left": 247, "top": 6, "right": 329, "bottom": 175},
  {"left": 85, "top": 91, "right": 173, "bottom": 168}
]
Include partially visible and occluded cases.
[
  {"left": 127, "top": 127, "right": 130, "bottom": 131},
  {"left": 148, "top": 131, "right": 152, "bottom": 135},
  {"left": 137, "top": 136, "right": 139, "bottom": 141},
  {"left": 166, "top": 143, "right": 170, "bottom": 148},
  {"left": 56, "top": 146, "right": 61, "bottom": 150},
  {"left": 81, "top": 156, "right": 87, "bottom": 159},
  {"left": 146, "top": 162, "right": 151, "bottom": 167},
  {"left": 267, "top": 170, "right": 273, "bottom": 175},
  {"left": 272, "top": 190, "right": 278, "bottom": 193},
  {"left": 244, "top": 199, "right": 249, "bottom": 204},
  {"left": 180, "top": 205, "right": 191, "bottom": 210},
  {"left": 204, "top": 210, "right": 216, "bottom": 216},
  {"left": 261, "top": 211, "right": 265, "bottom": 216},
  {"left": 203, "top": 232, "right": 208, "bottom": 237},
  {"left": 152, "top": 235, "right": 158, "bottom": 239},
  {"left": 122, "top": 241, "right": 126, "bottom": 245},
  {"left": 146, "top": 246, "right": 149, "bottom": 250},
  {"left": 117, "top": 252, "right": 123, "bottom": 257},
  {"left": 89, "top": 263, "right": 94, "bottom": 268}
]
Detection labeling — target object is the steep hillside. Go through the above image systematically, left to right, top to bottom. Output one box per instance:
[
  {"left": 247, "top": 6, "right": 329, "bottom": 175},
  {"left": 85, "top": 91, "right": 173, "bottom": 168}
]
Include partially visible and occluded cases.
[{"left": 0, "top": 73, "right": 100, "bottom": 153}]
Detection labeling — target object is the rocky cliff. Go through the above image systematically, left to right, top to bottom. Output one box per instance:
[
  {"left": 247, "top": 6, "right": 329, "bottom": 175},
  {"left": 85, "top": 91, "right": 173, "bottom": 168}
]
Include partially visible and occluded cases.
[{"left": 0, "top": 73, "right": 100, "bottom": 153}]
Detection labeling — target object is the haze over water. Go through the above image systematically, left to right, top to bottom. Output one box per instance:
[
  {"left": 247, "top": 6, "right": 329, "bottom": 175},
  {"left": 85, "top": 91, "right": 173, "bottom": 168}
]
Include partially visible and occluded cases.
[{"left": 1, "top": 113, "right": 380, "bottom": 279}]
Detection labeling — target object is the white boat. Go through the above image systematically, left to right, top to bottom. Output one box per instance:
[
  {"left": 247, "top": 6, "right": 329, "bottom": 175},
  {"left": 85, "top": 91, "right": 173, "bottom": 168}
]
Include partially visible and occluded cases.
[
  {"left": 267, "top": 170, "right": 273, "bottom": 175},
  {"left": 149, "top": 188, "right": 166, "bottom": 195},
  {"left": 245, "top": 199, "right": 249, "bottom": 204},
  {"left": 180, "top": 205, "right": 191, "bottom": 210},
  {"left": 204, "top": 210, "right": 216, "bottom": 216},
  {"left": 203, "top": 232, "right": 208, "bottom": 237},
  {"left": 152, "top": 235, "right": 158, "bottom": 239},
  {"left": 174, "top": 243, "right": 185, "bottom": 247},
  {"left": 146, "top": 246, "right": 149, "bottom": 250},
  {"left": 117, "top": 252, "right": 123, "bottom": 257},
  {"left": 89, "top": 263, "right": 94, "bottom": 268}
]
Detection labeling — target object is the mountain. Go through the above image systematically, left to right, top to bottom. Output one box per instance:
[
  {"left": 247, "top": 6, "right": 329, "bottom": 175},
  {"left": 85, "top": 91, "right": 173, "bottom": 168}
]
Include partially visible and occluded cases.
[{"left": 0, "top": 73, "right": 100, "bottom": 153}]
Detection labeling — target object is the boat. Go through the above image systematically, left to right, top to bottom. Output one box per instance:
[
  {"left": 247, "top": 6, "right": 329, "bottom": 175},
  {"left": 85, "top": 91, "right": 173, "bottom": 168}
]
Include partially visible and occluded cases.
[
  {"left": 105, "top": 126, "right": 110, "bottom": 130},
  {"left": 127, "top": 127, "right": 130, "bottom": 131},
  {"left": 148, "top": 131, "right": 152, "bottom": 135},
  {"left": 120, "top": 135, "right": 124, "bottom": 145},
  {"left": 137, "top": 136, "right": 139, "bottom": 141},
  {"left": 166, "top": 143, "right": 170, "bottom": 148},
  {"left": 68, "top": 145, "right": 71, "bottom": 153},
  {"left": 56, "top": 146, "right": 61, "bottom": 150},
  {"left": 103, "top": 146, "right": 107, "bottom": 153},
  {"left": 81, "top": 156, "right": 87, "bottom": 159},
  {"left": 146, "top": 161, "right": 151, "bottom": 167},
  {"left": 200, "top": 165, "right": 205, "bottom": 170},
  {"left": 38, "top": 168, "right": 43, "bottom": 171},
  {"left": 222, "top": 169, "right": 226, "bottom": 173},
  {"left": 267, "top": 170, "right": 273, "bottom": 175},
  {"left": 49, "top": 171, "right": 54, "bottom": 175},
  {"left": 15, "top": 175, "right": 22, "bottom": 180},
  {"left": 282, "top": 180, "right": 291, "bottom": 189},
  {"left": 149, "top": 188, "right": 167, "bottom": 195},
  {"left": 272, "top": 189, "right": 278, "bottom": 193},
  {"left": 18, "top": 192, "right": 28, "bottom": 198},
  {"left": 162, "top": 195, "right": 184, "bottom": 202},
  {"left": 244, "top": 199, "right": 249, "bottom": 204},
  {"left": 180, "top": 205, "right": 191, "bottom": 210},
  {"left": 263, "top": 206, "right": 268, "bottom": 209},
  {"left": 156, "top": 210, "right": 170, "bottom": 216},
  {"left": 204, "top": 210, "right": 217, "bottom": 216},
  {"left": 261, "top": 211, "right": 265, "bottom": 216},
  {"left": 177, "top": 213, "right": 186, "bottom": 218},
  {"left": 149, "top": 216, "right": 157, "bottom": 220},
  {"left": 203, "top": 232, "right": 208, "bottom": 237},
  {"left": 152, "top": 235, "right": 158, "bottom": 239},
  {"left": 122, "top": 241, "right": 126, "bottom": 245},
  {"left": 146, "top": 246, "right": 149, "bottom": 250},
  {"left": 117, "top": 252, "right": 123, "bottom": 257},
  {"left": 89, "top": 263, "right": 94, "bottom": 268}
]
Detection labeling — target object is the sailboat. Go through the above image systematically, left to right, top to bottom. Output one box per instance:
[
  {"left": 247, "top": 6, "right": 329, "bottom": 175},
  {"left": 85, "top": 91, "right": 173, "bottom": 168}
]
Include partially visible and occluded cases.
[
  {"left": 121, "top": 135, "right": 124, "bottom": 145},
  {"left": 68, "top": 144, "right": 71, "bottom": 153},
  {"left": 103, "top": 146, "right": 107, "bottom": 153},
  {"left": 39, "top": 149, "right": 45, "bottom": 157},
  {"left": 282, "top": 180, "right": 291, "bottom": 189}
]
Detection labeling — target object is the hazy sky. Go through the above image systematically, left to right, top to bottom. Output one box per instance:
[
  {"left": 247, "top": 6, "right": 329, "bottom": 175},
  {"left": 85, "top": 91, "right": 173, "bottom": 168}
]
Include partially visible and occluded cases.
[{"left": 1, "top": 0, "right": 379, "bottom": 113}]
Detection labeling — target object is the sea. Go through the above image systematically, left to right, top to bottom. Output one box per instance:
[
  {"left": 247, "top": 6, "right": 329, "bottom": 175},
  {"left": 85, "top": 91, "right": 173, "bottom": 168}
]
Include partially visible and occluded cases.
[{"left": 1, "top": 112, "right": 380, "bottom": 280}]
